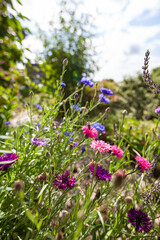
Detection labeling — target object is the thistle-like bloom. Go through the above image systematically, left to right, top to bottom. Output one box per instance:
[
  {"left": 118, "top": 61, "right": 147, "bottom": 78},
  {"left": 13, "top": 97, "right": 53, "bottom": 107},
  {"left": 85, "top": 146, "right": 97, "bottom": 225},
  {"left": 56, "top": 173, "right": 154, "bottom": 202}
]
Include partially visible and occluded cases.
[
  {"left": 80, "top": 77, "right": 94, "bottom": 87},
  {"left": 59, "top": 82, "right": 66, "bottom": 87},
  {"left": 100, "top": 87, "right": 113, "bottom": 95},
  {"left": 99, "top": 94, "right": 110, "bottom": 104},
  {"left": 37, "top": 104, "right": 43, "bottom": 110},
  {"left": 72, "top": 104, "right": 81, "bottom": 111},
  {"left": 155, "top": 107, "right": 160, "bottom": 114},
  {"left": 4, "top": 121, "right": 11, "bottom": 125},
  {"left": 92, "top": 122, "right": 105, "bottom": 132},
  {"left": 82, "top": 125, "right": 98, "bottom": 138},
  {"left": 30, "top": 137, "right": 47, "bottom": 146},
  {"left": 91, "top": 140, "right": 111, "bottom": 153},
  {"left": 111, "top": 145, "right": 124, "bottom": 158},
  {"left": 0, "top": 153, "right": 18, "bottom": 171},
  {"left": 135, "top": 156, "right": 151, "bottom": 171},
  {"left": 89, "top": 164, "right": 112, "bottom": 181},
  {"left": 53, "top": 171, "right": 75, "bottom": 190},
  {"left": 128, "top": 208, "right": 152, "bottom": 232}
]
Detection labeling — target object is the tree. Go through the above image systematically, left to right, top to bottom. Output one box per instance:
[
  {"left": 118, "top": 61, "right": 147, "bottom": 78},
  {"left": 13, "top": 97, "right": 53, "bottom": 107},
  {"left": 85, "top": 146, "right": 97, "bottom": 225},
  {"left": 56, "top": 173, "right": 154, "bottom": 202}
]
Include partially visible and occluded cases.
[{"left": 37, "top": 0, "right": 98, "bottom": 95}]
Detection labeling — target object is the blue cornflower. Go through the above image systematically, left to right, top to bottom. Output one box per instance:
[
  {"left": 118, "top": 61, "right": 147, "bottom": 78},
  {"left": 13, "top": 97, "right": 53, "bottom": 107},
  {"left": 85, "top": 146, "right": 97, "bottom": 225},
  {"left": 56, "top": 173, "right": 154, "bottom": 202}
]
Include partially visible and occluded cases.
[
  {"left": 80, "top": 77, "right": 94, "bottom": 88},
  {"left": 60, "top": 82, "right": 66, "bottom": 87},
  {"left": 100, "top": 87, "right": 113, "bottom": 95},
  {"left": 99, "top": 94, "right": 110, "bottom": 104},
  {"left": 37, "top": 104, "right": 43, "bottom": 110},
  {"left": 72, "top": 105, "right": 81, "bottom": 111},
  {"left": 4, "top": 121, "right": 11, "bottom": 125},
  {"left": 92, "top": 122, "right": 105, "bottom": 132},
  {"left": 64, "top": 131, "right": 73, "bottom": 136},
  {"left": 68, "top": 137, "right": 73, "bottom": 143},
  {"left": 81, "top": 147, "right": 86, "bottom": 153}
]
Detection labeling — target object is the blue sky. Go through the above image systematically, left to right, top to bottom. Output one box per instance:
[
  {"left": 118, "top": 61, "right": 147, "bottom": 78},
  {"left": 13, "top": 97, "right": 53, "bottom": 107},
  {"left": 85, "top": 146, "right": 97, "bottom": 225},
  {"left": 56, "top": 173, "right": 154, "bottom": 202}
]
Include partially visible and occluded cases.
[{"left": 13, "top": 0, "right": 160, "bottom": 82}]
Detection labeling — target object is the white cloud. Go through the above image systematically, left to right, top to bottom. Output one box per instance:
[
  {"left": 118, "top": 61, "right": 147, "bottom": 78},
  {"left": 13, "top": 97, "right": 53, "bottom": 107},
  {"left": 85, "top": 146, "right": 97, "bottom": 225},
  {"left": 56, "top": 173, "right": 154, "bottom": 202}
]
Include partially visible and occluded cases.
[{"left": 13, "top": 0, "right": 160, "bottom": 82}]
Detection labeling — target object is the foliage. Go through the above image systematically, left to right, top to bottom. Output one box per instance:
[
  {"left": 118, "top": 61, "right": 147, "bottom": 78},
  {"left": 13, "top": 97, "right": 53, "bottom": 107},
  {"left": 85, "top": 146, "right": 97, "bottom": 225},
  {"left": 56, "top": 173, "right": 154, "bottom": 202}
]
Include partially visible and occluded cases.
[{"left": 37, "top": 0, "right": 98, "bottom": 96}]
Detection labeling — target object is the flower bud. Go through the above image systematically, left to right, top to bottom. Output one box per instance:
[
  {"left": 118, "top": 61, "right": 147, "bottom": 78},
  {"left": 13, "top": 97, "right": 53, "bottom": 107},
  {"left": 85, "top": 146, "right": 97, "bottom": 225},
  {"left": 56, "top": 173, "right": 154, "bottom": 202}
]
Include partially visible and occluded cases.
[
  {"left": 63, "top": 58, "right": 68, "bottom": 66},
  {"left": 29, "top": 91, "right": 34, "bottom": 96},
  {"left": 122, "top": 109, "right": 127, "bottom": 115},
  {"left": 46, "top": 151, "right": 51, "bottom": 158},
  {"left": 113, "top": 169, "right": 126, "bottom": 188},
  {"left": 37, "top": 172, "right": 47, "bottom": 182},
  {"left": 13, "top": 180, "right": 24, "bottom": 192},
  {"left": 125, "top": 196, "right": 133, "bottom": 204},
  {"left": 56, "top": 232, "right": 63, "bottom": 240}
]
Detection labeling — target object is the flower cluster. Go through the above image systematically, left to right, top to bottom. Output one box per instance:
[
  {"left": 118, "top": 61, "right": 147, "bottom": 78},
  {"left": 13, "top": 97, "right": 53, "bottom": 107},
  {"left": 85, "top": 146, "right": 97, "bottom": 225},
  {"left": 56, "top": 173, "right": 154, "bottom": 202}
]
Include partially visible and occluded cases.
[
  {"left": 142, "top": 50, "right": 160, "bottom": 94},
  {"left": 80, "top": 77, "right": 94, "bottom": 88},
  {"left": 82, "top": 125, "right": 98, "bottom": 138},
  {"left": 30, "top": 137, "right": 47, "bottom": 146},
  {"left": 91, "top": 140, "right": 111, "bottom": 153},
  {"left": 0, "top": 153, "right": 18, "bottom": 171},
  {"left": 135, "top": 156, "right": 151, "bottom": 171},
  {"left": 89, "top": 163, "right": 112, "bottom": 181},
  {"left": 53, "top": 171, "right": 75, "bottom": 190},
  {"left": 128, "top": 208, "right": 152, "bottom": 232}
]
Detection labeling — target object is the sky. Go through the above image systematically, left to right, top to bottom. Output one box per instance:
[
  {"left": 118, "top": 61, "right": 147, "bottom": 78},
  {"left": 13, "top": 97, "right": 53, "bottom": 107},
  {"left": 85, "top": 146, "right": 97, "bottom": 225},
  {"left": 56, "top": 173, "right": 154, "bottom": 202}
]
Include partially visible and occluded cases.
[{"left": 13, "top": 0, "right": 160, "bottom": 82}]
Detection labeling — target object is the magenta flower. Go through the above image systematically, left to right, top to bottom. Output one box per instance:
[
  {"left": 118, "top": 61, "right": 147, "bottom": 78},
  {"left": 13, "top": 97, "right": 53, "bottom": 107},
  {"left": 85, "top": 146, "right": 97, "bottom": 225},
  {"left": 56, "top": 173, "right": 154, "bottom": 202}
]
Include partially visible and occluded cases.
[
  {"left": 155, "top": 107, "right": 160, "bottom": 113},
  {"left": 82, "top": 125, "right": 98, "bottom": 138},
  {"left": 30, "top": 137, "right": 47, "bottom": 146},
  {"left": 91, "top": 140, "right": 111, "bottom": 153},
  {"left": 111, "top": 145, "right": 124, "bottom": 158},
  {"left": 0, "top": 153, "right": 18, "bottom": 171},
  {"left": 135, "top": 156, "right": 151, "bottom": 171},
  {"left": 89, "top": 164, "right": 112, "bottom": 181},
  {"left": 53, "top": 171, "right": 75, "bottom": 190},
  {"left": 128, "top": 208, "right": 152, "bottom": 232}
]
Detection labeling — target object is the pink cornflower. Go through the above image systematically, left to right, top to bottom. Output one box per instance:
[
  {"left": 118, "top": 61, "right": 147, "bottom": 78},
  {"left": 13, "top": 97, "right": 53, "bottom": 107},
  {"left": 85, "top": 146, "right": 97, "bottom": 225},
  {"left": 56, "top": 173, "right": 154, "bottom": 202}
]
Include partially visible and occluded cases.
[
  {"left": 82, "top": 125, "right": 98, "bottom": 138},
  {"left": 91, "top": 140, "right": 111, "bottom": 153},
  {"left": 111, "top": 145, "right": 124, "bottom": 158},
  {"left": 135, "top": 156, "right": 151, "bottom": 171}
]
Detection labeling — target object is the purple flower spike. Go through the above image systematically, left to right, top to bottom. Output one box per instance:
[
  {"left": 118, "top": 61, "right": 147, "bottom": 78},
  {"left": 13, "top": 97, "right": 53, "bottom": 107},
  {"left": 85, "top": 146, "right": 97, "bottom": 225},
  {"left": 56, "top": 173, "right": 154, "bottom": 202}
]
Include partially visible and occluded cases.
[
  {"left": 80, "top": 77, "right": 94, "bottom": 88},
  {"left": 100, "top": 87, "right": 113, "bottom": 95},
  {"left": 99, "top": 94, "right": 110, "bottom": 104},
  {"left": 155, "top": 107, "right": 160, "bottom": 114},
  {"left": 30, "top": 137, "right": 47, "bottom": 146},
  {"left": 0, "top": 153, "right": 18, "bottom": 171},
  {"left": 89, "top": 164, "right": 112, "bottom": 181},
  {"left": 53, "top": 171, "right": 75, "bottom": 190},
  {"left": 128, "top": 208, "right": 152, "bottom": 233}
]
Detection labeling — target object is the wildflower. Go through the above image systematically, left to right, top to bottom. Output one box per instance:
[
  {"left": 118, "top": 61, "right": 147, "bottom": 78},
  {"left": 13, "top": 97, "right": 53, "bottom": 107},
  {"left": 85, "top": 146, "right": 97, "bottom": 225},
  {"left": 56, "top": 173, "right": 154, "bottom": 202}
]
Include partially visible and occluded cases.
[
  {"left": 80, "top": 76, "right": 94, "bottom": 88},
  {"left": 59, "top": 82, "right": 66, "bottom": 87},
  {"left": 100, "top": 87, "right": 113, "bottom": 95},
  {"left": 99, "top": 94, "right": 110, "bottom": 104},
  {"left": 37, "top": 104, "right": 43, "bottom": 110},
  {"left": 72, "top": 104, "right": 81, "bottom": 111},
  {"left": 155, "top": 107, "right": 160, "bottom": 114},
  {"left": 4, "top": 121, "right": 11, "bottom": 125},
  {"left": 92, "top": 122, "right": 105, "bottom": 132},
  {"left": 82, "top": 125, "right": 98, "bottom": 138},
  {"left": 64, "top": 131, "right": 73, "bottom": 137},
  {"left": 30, "top": 137, "right": 47, "bottom": 146},
  {"left": 68, "top": 137, "right": 73, "bottom": 143},
  {"left": 91, "top": 140, "right": 111, "bottom": 153},
  {"left": 74, "top": 142, "right": 79, "bottom": 147},
  {"left": 111, "top": 145, "right": 124, "bottom": 158},
  {"left": 81, "top": 147, "right": 86, "bottom": 153},
  {"left": 0, "top": 153, "right": 18, "bottom": 171},
  {"left": 135, "top": 156, "right": 151, "bottom": 171},
  {"left": 89, "top": 164, "right": 112, "bottom": 181},
  {"left": 53, "top": 171, "right": 75, "bottom": 190},
  {"left": 13, "top": 180, "right": 24, "bottom": 192},
  {"left": 128, "top": 208, "right": 152, "bottom": 232}
]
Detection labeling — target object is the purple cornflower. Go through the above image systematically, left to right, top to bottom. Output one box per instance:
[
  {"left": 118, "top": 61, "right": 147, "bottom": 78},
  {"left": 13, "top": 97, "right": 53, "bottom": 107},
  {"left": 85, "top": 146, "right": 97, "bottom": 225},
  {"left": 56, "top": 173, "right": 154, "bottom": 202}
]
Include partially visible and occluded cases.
[
  {"left": 80, "top": 77, "right": 94, "bottom": 88},
  {"left": 59, "top": 82, "right": 66, "bottom": 87},
  {"left": 100, "top": 87, "right": 113, "bottom": 95},
  {"left": 99, "top": 94, "right": 110, "bottom": 104},
  {"left": 37, "top": 104, "right": 43, "bottom": 110},
  {"left": 72, "top": 105, "right": 81, "bottom": 111},
  {"left": 155, "top": 107, "right": 160, "bottom": 114},
  {"left": 4, "top": 121, "right": 11, "bottom": 125},
  {"left": 92, "top": 122, "right": 105, "bottom": 132},
  {"left": 30, "top": 137, "right": 47, "bottom": 146},
  {"left": 74, "top": 141, "right": 79, "bottom": 147},
  {"left": 0, "top": 153, "right": 18, "bottom": 171},
  {"left": 89, "top": 164, "right": 112, "bottom": 181},
  {"left": 53, "top": 171, "right": 75, "bottom": 190},
  {"left": 128, "top": 208, "right": 152, "bottom": 233}
]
